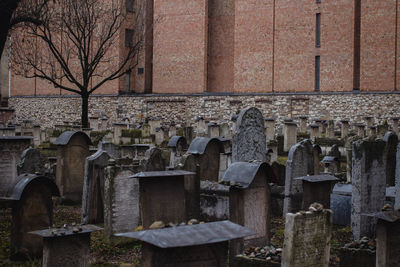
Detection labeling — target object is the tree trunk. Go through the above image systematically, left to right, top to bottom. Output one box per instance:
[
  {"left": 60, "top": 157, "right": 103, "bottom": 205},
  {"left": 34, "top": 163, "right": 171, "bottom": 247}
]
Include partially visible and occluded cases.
[
  {"left": 0, "top": 0, "right": 20, "bottom": 60},
  {"left": 81, "top": 94, "right": 89, "bottom": 128}
]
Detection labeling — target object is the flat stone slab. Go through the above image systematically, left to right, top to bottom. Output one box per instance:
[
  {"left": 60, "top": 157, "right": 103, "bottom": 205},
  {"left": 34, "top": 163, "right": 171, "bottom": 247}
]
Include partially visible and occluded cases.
[
  {"left": 294, "top": 174, "right": 339, "bottom": 183},
  {"left": 30, "top": 225, "right": 102, "bottom": 237}
]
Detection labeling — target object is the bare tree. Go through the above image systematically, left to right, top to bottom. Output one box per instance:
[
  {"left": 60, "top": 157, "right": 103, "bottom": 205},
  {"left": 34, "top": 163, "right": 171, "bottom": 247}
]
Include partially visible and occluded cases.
[
  {"left": 0, "top": 0, "right": 49, "bottom": 60},
  {"left": 12, "top": 0, "right": 143, "bottom": 127}
]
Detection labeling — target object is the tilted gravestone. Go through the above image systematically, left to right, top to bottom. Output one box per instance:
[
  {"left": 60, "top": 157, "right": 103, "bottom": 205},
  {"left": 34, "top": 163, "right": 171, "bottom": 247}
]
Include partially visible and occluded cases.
[
  {"left": 232, "top": 107, "right": 266, "bottom": 163},
  {"left": 55, "top": 131, "right": 92, "bottom": 203},
  {"left": 383, "top": 131, "right": 398, "bottom": 186},
  {"left": 283, "top": 139, "right": 314, "bottom": 214},
  {"left": 351, "top": 139, "right": 386, "bottom": 240},
  {"left": 17, "top": 147, "right": 48, "bottom": 177},
  {"left": 81, "top": 150, "right": 111, "bottom": 224},
  {"left": 104, "top": 159, "right": 139, "bottom": 238},
  {"left": 282, "top": 209, "right": 332, "bottom": 267}
]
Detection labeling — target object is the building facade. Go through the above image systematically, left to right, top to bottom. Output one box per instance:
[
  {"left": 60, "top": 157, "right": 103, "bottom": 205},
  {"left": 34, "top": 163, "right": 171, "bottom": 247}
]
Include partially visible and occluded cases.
[{"left": 5, "top": 0, "right": 400, "bottom": 96}]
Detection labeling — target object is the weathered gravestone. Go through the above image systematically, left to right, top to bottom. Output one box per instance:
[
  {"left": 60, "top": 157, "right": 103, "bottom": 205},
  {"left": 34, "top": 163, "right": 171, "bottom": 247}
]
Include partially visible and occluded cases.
[
  {"left": 233, "top": 107, "right": 266, "bottom": 163},
  {"left": 264, "top": 118, "right": 275, "bottom": 141},
  {"left": 283, "top": 122, "right": 297, "bottom": 153},
  {"left": 219, "top": 123, "right": 231, "bottom": 138},
  {"left": 309, "top": 124, "right": 320, "bottom": 140},
  {"left": 55, "top": 131, "right": 92, "bottom": 203},
  {"left": 383, "top": 131, "right": 398, "bottom": 186},
  {"left": 345, "top": 135, "right": 361, "bottom": 182},
  {"left": 167, "top": 136, "right": 187, "bottom": 168},
  {"left": 187, "top": 137, "right": 223, "bottom": 182},
  {"left": 283, "top": 139, "right": 314, "bottom": 214},
  {"left": 351, "top": 139, "right": 386, "bottom": 240},
  {"left": 98, "top": 141, "right": 119, "bottom": 159},
  {"left": 396, "top": 141, "right": 400, "bottom": 209},
  {"left": 313, "top": 144, "right": 322, "bottom": 174},
  {"left": 17, "top": 147, "right": 48, "bottom": 177},
  {"left": 141, "top": 147, "right": 168, "bottom": 172},
  {"left": 81, "top": 150, "right": 111, "bottom": 224},
  {"left": 179, "top": 153, "right": 201, "bottom": 220},
  {"left": 104, "top": 159, "right": 138, "bottom": 238},
  {"left": 221, "top": 162, "right": 271, "bottom": 256},
  {"left": 131, "top": 170, "right": 195, "bottom": 228},
  {"left": 0, "top": 174, "right": 59, "bottom": 259},
  {"left": 282, "top": 209, "right": 333, "bottom": 267},
  {"left": 115, "top": 221, "right": 254, "bottom": 267},
  {"left": 30, "top": 224, "right": 101, "bottom": 267}
]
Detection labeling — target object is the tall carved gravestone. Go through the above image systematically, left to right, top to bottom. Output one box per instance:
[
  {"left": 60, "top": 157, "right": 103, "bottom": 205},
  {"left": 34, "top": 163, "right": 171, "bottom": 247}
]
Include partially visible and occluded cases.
[
  {"left": 232, "top": 107, "right": 266, "bottom": 163},
  {"left": 55, "top": 131, "right": 92, "bottom": 203},
  {"left": 383, "top": 131, "right": 398, "bottom": 186},
  {"left": 283, "top": 139, "right": 314, "bottom": 214},
  {"left": 351, "top": 139, "right": 386, "bottom": 240},
  {"left": 17, "top": 147, "right": 49, "bottom": 177},
  {"left": 81, "top": 150, "right": 111, "bottom": 224},
  {"left": 104, "top": 159, "right": 138, "bottom": 238},
  {"left": 282, "top": 209, "right": 333, "bottom": 267}
]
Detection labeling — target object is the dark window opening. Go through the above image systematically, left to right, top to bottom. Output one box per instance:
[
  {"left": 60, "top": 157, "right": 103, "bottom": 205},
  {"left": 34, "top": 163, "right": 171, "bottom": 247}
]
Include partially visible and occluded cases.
[
  {"left": 126, "top": 0, "right": 134, "bottom": 13},
  {"left": 316, "top": 13, "right": 321, "bottom": 47},
  {"left": 125, "top": 29, "right": 134, "bottom": 47},
  {"left": 315, "top": 56, "right": 320, "bottom": 91},
  {"left": 138, "top": 68, "right": 144, "bottom": 74},
  {"left": 125, "top": 71, "right": 131, "bottom": 92}
]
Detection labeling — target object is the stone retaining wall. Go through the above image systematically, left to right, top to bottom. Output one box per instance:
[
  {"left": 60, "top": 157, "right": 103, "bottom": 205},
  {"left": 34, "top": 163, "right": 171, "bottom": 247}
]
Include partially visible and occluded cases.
[{"left": 8, "top": 92, "right": 400, "bottom": 129}]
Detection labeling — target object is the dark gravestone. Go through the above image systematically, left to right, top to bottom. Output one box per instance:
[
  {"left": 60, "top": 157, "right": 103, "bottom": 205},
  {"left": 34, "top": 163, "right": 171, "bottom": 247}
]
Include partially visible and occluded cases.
[
  {"left": 232, "top": 107, "right": 266, "bottom": 162},
  {"left": 55, "top": 131, "right": 92, "bottom": 203},
  {"left": 383, "top": 131, "right": 398, "bottom": 186},
  {"left": 187, "top": 137, "right": 222, "bottom": 182},
  {"left": 283, "top": 139, "right": 314, "bottom": 214},
  {"left": 351, "top": 139, "right": 386, "bottom": 239},
  {"left": 98, "top": 141, "right": 119, "bottom": 159},
  {"left": 396, "top": 141, "right": 400, "bottom": 209},
  {"left": 17, "top": 147, "right": 48, "bottom": 176},
  {"left": 141, "top": 147, "right": 167, "bottom": 172},
  {"left": 81, "top": 150, "right": 111, "bottom": 224},
  {"left": 179, "top": 154, "right": 201, "bottom": 220},
  {"left": 222, "top": 162, "right": 271, "bottom": 257},
  {"left": 131, "top": 170, "right": 195, "bottom": 228},
  {"left": 1, "top": 174, "right": 59, "bottom": 259},
  {"left": 295, "top": 174, "right": 338, "bottom": 209},
  {"left": 330, "top": 184, "right": 352, "bottom": 226},
  {"left": 115, "top": 221, "right": 254, "bottom": 267},
  {"left": 30, "top": 225, "right": 101, "bottom": 267}
]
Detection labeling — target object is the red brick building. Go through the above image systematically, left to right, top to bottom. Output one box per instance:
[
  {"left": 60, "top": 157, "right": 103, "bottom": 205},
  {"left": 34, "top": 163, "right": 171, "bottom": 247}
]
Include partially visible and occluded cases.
[{"left": 6, "top": 0, "right": 400, "bottom": 96}]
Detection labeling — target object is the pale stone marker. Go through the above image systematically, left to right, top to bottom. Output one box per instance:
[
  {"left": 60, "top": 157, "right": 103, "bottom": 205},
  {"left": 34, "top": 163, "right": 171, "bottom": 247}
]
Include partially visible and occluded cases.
[
  {"left": 233, "top": 107, "right": 266, "bottom": 163},
  {"left": 298, "top": 116, "right": 308, "bottom": 133},
  {"left": 392, "top": 117, "right": 399, "bottom": 135},
  {"left": 264, "top": 118, "right": 275, "bottom": 141},
  {"left": 340, "top": 119, "right": 350, "bottom": 138},
  {"left": 326, "top": 120, "right": 335, "bottom": 138},
  {"left": 208, "top": 122, "right": 220, "bottom": 138},
  {"left": 283, "top": 122, "right": 297, "bottom": 152},
  {"left": 113, "top": 123, "right": 128, "bottom": 144},
  {"left": 309, "top": 124, "right": 319, "bottom": 140},
  {"left": 55, "top": 131, "right": 91, "bottom": 203},
  {"left": 283, "top": 139, "right": 314, "bottom": 214},
  {"left": 351, "top": 139, "right": 386, "bottom": 240},
  {"left": 17, "top": 147, "right": 48, "bottom": 176},
  {"left": 81, "top": 150, "right": 111, "bottom": 224},
  {"left": 104, "top": 160, "right": 139, "bottom": 238},
  {"left": 282, "top": 209, "right": 332, "bottom": 267}
]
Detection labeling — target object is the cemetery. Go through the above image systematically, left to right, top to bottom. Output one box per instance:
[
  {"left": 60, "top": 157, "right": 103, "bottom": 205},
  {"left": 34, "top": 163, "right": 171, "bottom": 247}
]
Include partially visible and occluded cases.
[{"left": 1, "top": 106, "right": 400, "bottom": 266}]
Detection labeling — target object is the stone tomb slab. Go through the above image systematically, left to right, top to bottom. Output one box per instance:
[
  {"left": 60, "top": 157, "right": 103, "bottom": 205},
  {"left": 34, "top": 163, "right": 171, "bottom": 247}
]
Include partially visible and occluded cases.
[
  {"left": 221, "top": 162, "right": 271, "bottom": 256},
  {"left": 130, "top": 170, "right": 195, "bottom": 228},
  {"left": 295, "top": 174, "right": 339, "bottom": 209},
  {"left": 282, "top": 210, "right": 332, "bottom": 267},
  {"left": 115, "top": 220, "right": 254, "bottom": 267},
  {"left": 30, "top": 225, "right": 101, "bottom": 267}
]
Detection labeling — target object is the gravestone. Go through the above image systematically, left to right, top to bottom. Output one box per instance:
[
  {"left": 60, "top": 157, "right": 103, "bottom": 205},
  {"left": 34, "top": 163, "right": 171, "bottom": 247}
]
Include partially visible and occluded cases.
[
  {"left": 233, "top": 107, "right": 266, "bottom": 163},
  {"left": 89, "top": 116, "right": 99, "bottom": 131},
  {"left": 298, "top": 116, "right": 308, "bottom": 133},
  {"left": 196, "top": 117, "right": 207, "bottom": 137},
  {"left": 391, "top": 117, "right": 399, "bottom": 135},
  {"left": 264, "top": 118, "right": 275, "bottom": 141},
  {"left": 148, "top": 119, "right": 161, "bottom": 135},
  {"left": 326, "top": 120, "right": 335, "bottom": 138},
  {"left": 340, "top": 120, "right": 350, "bottom": 139},
  {"left": 208, "top": 122, "right": 220, "bottom": 138},
  {"left": 283, "top": 122, "right": 297, "bottom": 153},
  {"left": 113, "top": 123, "right": 128, "bottom": 144},
  {"left": 219, "top": 123, "right": 231, "bottom": 138},
  {"left": 354, "top": 123, "right": 365, "bottom": 138},
  {"left": 309, "top": 124, "right": 319, "bottom": 140},
  {"left": 183, "top": 126, "right": 194, "bottom": 144},
  {"left": 155, "top": 127, "right": 168, "bottom": 145},
  {"left": 55, "top": 131, "right": 91, "bottom": 203},
  {"left": 383, "top": 131, "right": 398, "bottom": 186},
  {"left": 345, "top": 135, "right": 361, "bottom": 182},
  {"left": 168, "top": 136, "right": 187, "bottom": 168},
  {"left": 0, "top": 137, "right": 33, "bottom": 193},
  {"left": 187, "top": 137, "right": 222, "bottom": 182},
  {"left": 283, "top": 139, "right": 314, "bottom": 214},
  {"left": 351, "top": 139, "right": 386, "bottom": 240},
  {"left": 98, "top": 141, "right": 119, "bottom": 159},
  {"left": 396, "top": 141, "right": 400, "bottom": 209},
  {"left": 312, "top": 144, "right": 322, "bottom": 175},
  {"left": 17, "top": 147, "right": 48, "bottom": 176},
  {"left": 141, "top": 147, "right": 167, "bottom": 172},
  {"left": 81, "top": 150, "right": 111, "bottom": 224},
  {"left": 179, "top": 153, "right": 201, "bottom": 220},
  {"left": 104, "top": 159, "right": 139, "bottom": 238},
  {"left": 222, "top": 162, "right": 271, "bottom": 256},
  {"left": 330, "top": 183, "right": 352, "bottom": 226},
  {"left": 282, "top": 209, "right": 332, "bottom": 267},
  {"left": 29, "top": 225, "right": 101, "bottom": 267}
]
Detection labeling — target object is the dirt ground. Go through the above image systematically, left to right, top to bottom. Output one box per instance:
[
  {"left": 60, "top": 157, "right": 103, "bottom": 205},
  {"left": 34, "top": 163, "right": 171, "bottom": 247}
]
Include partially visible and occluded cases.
[{"left": 0, "top": 203, "right": 352, "bottom": 266}]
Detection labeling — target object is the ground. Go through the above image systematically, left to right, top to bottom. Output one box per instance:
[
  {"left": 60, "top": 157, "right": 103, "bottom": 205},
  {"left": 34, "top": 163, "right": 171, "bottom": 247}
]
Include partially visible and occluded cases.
[{"left": 0, "top": 203, "right": 352, "bottom": 266}]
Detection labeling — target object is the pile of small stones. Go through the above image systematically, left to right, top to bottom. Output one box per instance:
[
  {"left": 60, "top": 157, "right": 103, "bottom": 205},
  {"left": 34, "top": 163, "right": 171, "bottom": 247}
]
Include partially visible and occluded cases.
[
  {"left": 138, "top": 219, "right": 205, "bottom": 231},
  {"left": 50, "top": 222, "right": 83, "bottom": 236},
  {"left": 343, "top": 236, "right": 376, "bottom": 251},
  {"left": 238, "top": 245, "right": 282, "bottom": 262}
]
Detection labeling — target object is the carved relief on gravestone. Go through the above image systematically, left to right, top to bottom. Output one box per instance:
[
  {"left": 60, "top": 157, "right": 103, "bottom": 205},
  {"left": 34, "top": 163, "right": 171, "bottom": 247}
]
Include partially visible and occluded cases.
[
  {"left": 232, "top": 107, "right": 266, "bottom": 163},
  {"left": 383, "top": 131, "right": 398, "bottom": 186},
  {"left": 283, "top": 139, "right": 314, "bottom": 214},
  {"left": 351, "top": 139, "right": 386, "bottom": 240},
  {"left": 81, "top": 150, "right": 111, "bottom": 224}
]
